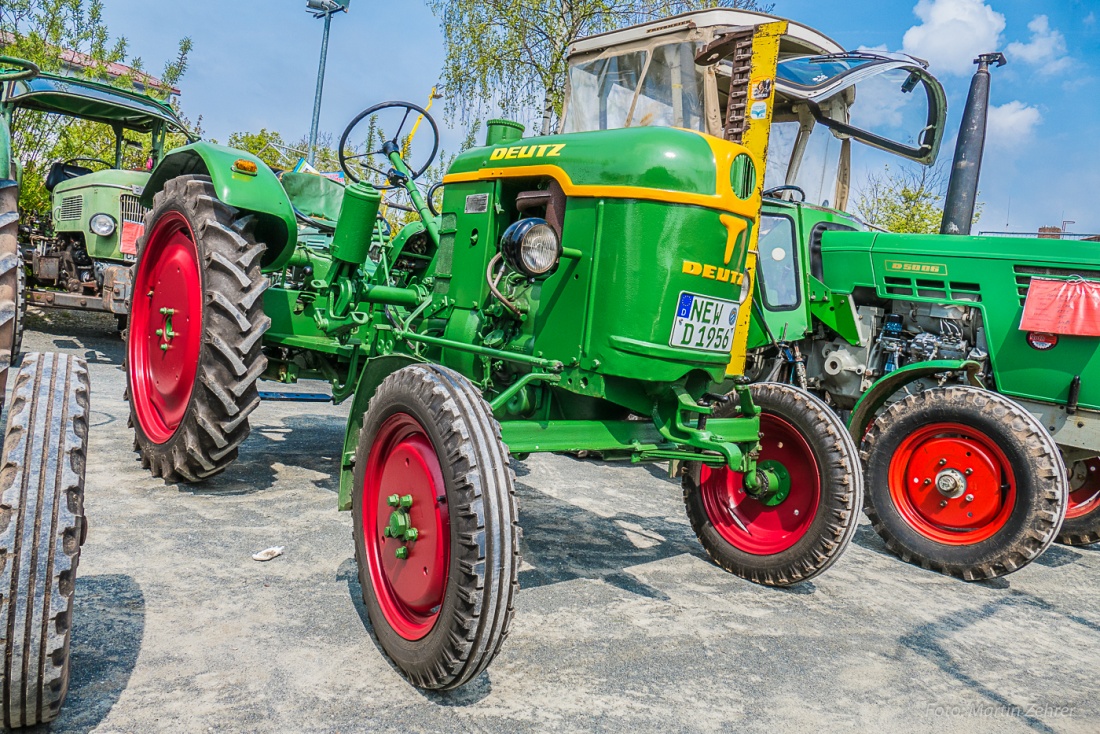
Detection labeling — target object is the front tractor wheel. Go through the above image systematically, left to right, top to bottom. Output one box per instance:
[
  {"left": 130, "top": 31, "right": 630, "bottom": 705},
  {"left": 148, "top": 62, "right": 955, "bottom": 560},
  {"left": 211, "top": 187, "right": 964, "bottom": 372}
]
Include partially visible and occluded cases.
[
  {"left": 126, "top": 175, "right": 270, "bottom": 482},
  {"left": 352, "top": 365, "right": 519, "bottom": 690},
  {"left": 683, "top": 383, "right": 863, "bottom": 586},
  {"left": 861, "top": 386, "right": 1067, "bottom": 580},
  {"left": 1057, "top": 457, "right": 1100, "bottom": 546}
]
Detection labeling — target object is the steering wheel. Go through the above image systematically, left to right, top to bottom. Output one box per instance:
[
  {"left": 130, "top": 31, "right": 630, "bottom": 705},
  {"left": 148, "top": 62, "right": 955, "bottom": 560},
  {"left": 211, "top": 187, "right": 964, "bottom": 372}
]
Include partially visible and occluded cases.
[
  {"left": 0, "top": 56, "right": 38, "bottom": 82},
  {"left": 338, "top": 101, "right": 439, "bottom": 189},
  {"left": 63, "top": 157, "right": 113, "bottom": 171},
  {"left": 426, "top": 182, "right": 444, "bottom": 217},
  {"left": 762, "top": 185, "right": 806, "bottom": 202}
]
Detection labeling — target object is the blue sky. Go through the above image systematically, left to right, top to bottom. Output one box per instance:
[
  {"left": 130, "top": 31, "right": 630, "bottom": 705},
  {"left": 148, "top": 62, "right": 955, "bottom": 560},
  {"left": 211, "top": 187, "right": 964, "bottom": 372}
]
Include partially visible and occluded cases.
[{"left": 100, "top": 0, "right": 1100, "bottom": 233}]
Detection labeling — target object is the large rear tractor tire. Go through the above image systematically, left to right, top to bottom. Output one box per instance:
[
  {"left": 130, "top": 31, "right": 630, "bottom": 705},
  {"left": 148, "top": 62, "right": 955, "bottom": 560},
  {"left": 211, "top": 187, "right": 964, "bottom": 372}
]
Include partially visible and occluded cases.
[
  {"left": 125, "top": 175, "right": 269, "bottom": 482},
  {"left": 0, "top": 177, "right": 21, "bottom": 398},
  {"left": 0, "top": 353, "right": 91, "bottom": 728},
  {"left": 352, "top": 364, "right": 519, "bottom": 689},
  {"left": 683, "top": 383, "right": 863, "bottom": 586},
  {"left": 861, "top": 386, "right": 1067, "bottom": 580},
  {"left": 1057, "top": 457, "right": 1100, "bottom": 546}
]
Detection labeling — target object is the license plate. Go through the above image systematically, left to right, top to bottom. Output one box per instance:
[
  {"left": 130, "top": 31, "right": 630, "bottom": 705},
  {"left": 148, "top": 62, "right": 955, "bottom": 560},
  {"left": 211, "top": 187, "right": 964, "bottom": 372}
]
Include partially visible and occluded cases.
[
  {"left": 123, "top": 254, "right": 137, "bottom": 262},
  {"left": 669, "top": 292, "right": 738, "bottom": 353}
]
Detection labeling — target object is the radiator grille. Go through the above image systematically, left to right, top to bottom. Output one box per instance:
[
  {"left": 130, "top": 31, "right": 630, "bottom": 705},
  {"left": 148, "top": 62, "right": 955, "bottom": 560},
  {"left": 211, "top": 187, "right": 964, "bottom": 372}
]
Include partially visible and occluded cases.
[
  {"left": 119, "top": 194, "right": 148, "bottom": 224},
  {"left": 59, "top": 195, "right": 82, "bottom": 221},
  {"left": 1014, "top": 265, "right": 1100, "bottom": 306}
]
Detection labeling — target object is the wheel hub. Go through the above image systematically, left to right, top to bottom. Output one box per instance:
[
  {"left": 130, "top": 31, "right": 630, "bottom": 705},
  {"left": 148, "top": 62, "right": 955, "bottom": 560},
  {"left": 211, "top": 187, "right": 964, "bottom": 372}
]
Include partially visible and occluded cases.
[
  {"left": 127, "top": 211, "right": 203, "bottom": 445},
  {"left": 362, "top": 413, "right": 450, "bottom": 640},
  {"left": 887, "top": 423, "right": 1017, "bottom": 544},
  {"left": 935, "top": 468, "right": 967, "bottom": 498}
]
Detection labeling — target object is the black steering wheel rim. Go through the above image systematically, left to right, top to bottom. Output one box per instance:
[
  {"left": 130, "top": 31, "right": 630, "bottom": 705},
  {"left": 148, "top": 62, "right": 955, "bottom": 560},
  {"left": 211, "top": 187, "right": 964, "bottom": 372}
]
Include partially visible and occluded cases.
[
  {"left": 0, "top": 56, "right": 39, "bottom": 82},
  {"left": 338, "top": 101, "right": 440, "bottom": 189},
  {"left": 63, "top": 156, "right": 113, "bottom": 171},
  {"left": 426, "top": 182, "right": 444, "bottom": 217},
  {"left": 762, "top": 185, "right": 806, "bottom": 202}
]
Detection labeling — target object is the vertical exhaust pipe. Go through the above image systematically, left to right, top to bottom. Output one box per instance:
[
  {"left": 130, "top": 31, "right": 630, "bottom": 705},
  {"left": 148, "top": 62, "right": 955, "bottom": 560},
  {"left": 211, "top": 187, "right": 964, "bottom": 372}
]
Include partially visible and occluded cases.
[{"left": 940, "top": 52, "right": 1006, "bottom": 235}]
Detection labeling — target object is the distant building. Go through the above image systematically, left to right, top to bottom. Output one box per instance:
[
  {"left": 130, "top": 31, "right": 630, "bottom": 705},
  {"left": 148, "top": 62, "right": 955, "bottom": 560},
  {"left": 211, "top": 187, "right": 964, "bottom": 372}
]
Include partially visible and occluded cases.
[
  {"left": 0, "top": 31, "right": 180, "bottom": 101},
  {"left": 1038, "top": 226, "right": 1063, "bottom": 239}
]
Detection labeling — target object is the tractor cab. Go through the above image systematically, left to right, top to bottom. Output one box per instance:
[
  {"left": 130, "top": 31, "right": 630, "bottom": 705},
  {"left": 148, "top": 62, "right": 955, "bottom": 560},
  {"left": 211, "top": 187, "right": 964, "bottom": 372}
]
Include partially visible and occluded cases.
[
  {"left": 562, "top": 9, "right": 947, "bottom": 211},
  {"left": 1, "top": 72, "right": 192, "bottom": 319}
]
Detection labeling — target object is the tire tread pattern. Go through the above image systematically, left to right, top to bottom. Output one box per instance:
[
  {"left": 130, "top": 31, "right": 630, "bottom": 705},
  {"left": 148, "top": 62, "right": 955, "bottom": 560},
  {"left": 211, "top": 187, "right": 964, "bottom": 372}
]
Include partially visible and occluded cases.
[{"left": 0, "top": 353, "right": 91, "bottom": 728}]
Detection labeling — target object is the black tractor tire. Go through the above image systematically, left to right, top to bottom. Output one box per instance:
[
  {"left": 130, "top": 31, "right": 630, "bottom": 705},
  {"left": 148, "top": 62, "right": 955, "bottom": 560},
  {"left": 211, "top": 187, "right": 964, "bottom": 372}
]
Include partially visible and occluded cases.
[
  {"left": 126, "top": 175, "right": 269, "bottom": 482},
  {"left": 0, "top": 177, "right": 21, "bottom": 400},
  {"left": 0, "top": 353, "right": 91, "bottom": 728},
  {"left": 352, "top": 364, "right": 519, "bottom": 690},
  {"left": 683, "top": 383, "right": 863, "bottom": 586},
  {"left": 861, "top": 386, "right": 1066, "bottom": 580},
  {"left": 1057, "top": 457, "right": 1100, "bottom": 546}
]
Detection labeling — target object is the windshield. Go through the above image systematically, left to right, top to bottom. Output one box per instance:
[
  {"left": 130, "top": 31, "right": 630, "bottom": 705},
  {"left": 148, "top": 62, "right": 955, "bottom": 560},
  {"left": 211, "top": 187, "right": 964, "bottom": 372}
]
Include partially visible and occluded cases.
[
  {"left": 564, "top": 42, "right": 707, "bottom": 133},
  {"left": 776, "top": 56, "right": 879, "bottom": 89},
  {"left": 758, "top": 214, "right": 800, "bottom": 310}
]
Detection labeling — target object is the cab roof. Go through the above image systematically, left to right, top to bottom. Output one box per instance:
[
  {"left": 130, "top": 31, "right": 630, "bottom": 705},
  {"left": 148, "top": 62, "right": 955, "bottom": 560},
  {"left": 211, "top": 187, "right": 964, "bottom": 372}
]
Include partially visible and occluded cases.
[
  {"left": 566, "top": 8, "right": 844, "bottom": 59},
  {"left": 2, "top": 72, "right": 189, "bottom": 135}
]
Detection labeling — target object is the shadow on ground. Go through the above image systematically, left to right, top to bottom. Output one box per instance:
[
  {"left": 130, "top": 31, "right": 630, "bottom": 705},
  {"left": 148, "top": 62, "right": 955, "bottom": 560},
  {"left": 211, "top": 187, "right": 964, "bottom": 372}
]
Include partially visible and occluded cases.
[{"left": 52, "top": 574, "right": 144, "bottom": 733}]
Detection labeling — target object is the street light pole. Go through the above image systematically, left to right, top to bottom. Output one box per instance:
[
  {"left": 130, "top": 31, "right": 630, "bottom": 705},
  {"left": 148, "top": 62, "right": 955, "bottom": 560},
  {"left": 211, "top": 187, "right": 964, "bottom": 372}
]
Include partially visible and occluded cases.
[{"left": 305, "top": 0, "right": 349, "bottom": 166}]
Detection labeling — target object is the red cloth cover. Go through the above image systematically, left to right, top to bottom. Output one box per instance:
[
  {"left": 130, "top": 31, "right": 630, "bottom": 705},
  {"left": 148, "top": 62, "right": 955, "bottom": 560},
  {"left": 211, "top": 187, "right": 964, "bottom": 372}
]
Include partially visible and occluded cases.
[
  {"left": 120, "top": 221, "right": 143, "bottom": 255},
  {"left": 1020, "top": 277, "right": 1100, "bottom": 337}
]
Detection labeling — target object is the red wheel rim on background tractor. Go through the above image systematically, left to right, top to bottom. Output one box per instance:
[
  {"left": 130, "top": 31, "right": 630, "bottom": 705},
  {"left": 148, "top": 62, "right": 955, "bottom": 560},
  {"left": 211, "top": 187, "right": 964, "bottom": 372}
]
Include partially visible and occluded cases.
[
  {"left": 128, "top": 211, "right": 204, "bottom": 444},
  {"left": 362, "top": 413, "right": 451, "bottom": 641},
  {"left": 698, "top": 413, "right": 820, "bottom": 555},
  {"left": 887, "top": 422, "right": 1017, "bottom": 544},
  {"left": 1067, "top": 458, "right": 1100, "bottom": 520}
]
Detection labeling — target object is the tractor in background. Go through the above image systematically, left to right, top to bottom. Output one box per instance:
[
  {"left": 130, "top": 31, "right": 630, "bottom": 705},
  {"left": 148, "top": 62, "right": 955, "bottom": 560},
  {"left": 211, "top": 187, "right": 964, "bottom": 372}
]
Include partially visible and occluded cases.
[
  {"left": 561, "top": 9, "right": 1074, "bottom": 580},
  {"left": 123, "top": 24, "right": 864, "bottom": 689},
  {"left": 0, "top": 56, "right": 92, "bottom": 729},
  {"left": 1, "top": 71, "right": 192, "bottom": 329}
]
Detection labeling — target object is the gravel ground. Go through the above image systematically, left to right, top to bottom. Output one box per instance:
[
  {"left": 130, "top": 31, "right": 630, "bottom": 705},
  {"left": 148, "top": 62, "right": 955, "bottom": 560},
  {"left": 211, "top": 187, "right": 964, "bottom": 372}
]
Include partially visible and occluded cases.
[{"left": 16, "top": 307, "right": 1100, "bottom": 734}]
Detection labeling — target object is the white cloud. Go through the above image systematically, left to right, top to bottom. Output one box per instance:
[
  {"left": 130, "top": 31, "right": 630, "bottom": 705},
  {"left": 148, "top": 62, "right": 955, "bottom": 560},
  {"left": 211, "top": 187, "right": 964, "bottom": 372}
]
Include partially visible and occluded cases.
[
  {"left": 902, "top": 0, "right": 1006, "bottom": 76},
  {"left": 1085, "top": 12, "right": 1096, "bottom": 27},
  {"left": 1005, "top": 15, "right": 1071, "bottom": 75},
  {"left": 856, "top": 44, "right": 890, "bottom": 54},
  {"left": 985, "top": 101, "right": 1042, "bottom": 149}
]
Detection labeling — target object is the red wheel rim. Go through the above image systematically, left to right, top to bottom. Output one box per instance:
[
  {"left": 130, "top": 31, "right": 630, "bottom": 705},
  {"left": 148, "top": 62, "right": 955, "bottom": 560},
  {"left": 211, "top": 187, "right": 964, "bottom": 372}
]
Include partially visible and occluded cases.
[
  {"left": 128, "top": 211, "right": 203, "bottom": 444},
  {"left": 362, "top": 413, "right": 450, "bottom": 641},
  {"left": 698, "top": 413, "right": 821, "bottom": 555},
  {"left": 887, "top": 422, "right": 1016, "bottom": 544},
  {"left": 1067, "top": 458, "right": 1100, "bottom": 520}
]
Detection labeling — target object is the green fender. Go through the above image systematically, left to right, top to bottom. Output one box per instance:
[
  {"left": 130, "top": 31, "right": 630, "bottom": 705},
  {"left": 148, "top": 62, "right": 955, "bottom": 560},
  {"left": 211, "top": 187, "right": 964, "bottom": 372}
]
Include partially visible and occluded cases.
[
  {"left": 141, "top": 142, "right": 298, "bottom": 271},
  {"left": 338, "top": 353, "right": 420, "bottom": 511},
  {"left": 848, "top": 359, "right": 985, "bottom": 442}
]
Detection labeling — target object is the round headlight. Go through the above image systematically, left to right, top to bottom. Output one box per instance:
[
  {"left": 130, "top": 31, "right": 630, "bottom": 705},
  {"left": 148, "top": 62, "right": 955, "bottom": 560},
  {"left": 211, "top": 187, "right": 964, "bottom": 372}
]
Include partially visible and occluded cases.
[
  {"left": 89, "top": 213, "right": 116, "bottom": 237},
  {"left": 500, "top": 218, "right": 561, "bottom": 279}
]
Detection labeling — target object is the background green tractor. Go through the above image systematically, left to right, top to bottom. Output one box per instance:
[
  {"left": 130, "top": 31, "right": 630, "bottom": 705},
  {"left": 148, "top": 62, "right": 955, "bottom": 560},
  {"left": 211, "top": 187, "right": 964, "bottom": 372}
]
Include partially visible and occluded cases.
[
  {"left": 561, "top": 10, "right": 1072, "bottom": 580},
  {"left": 124, "top": 26, "right": 864, "bottom": 690},
  {"left": 0, "top": 57, "right": 91, "bottom": 729},
  {"left": 1, "top": 71, "right": 192, "bottom": 329}
]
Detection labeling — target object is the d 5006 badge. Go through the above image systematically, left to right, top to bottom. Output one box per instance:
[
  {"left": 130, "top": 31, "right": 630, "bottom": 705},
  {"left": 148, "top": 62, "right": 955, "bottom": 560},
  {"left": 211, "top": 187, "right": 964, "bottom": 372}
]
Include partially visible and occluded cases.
[{"left": 670, "top": 292, "right": 738, "bottom": 353}]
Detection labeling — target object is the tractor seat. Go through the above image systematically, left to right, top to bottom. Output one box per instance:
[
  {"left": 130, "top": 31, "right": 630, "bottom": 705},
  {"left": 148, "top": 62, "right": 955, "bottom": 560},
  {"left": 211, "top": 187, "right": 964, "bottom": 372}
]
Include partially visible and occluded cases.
[
  {"left": 45, "top": 161, "right": 93, "bottom": 192},
  {"left": 280, "top": 171, "right": 345, "bottom": 226}
]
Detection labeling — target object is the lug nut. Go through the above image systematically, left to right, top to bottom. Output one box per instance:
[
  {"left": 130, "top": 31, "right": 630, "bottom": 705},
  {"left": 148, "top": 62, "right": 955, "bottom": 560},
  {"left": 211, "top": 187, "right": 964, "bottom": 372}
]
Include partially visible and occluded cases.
[
  {"left": 159, "top": 307, "right": 175, "bottom": 315},
  {"left": 160, "top": 344, "right": 169, "bottom": 351},
  {"left": 938, "top": 459, "right": 947, "bottom": 466},
  {"left": 965, "top": 468, "right": 973, "bottom": 476},
  {"left": 923, "top": 478, "right": 931, "bottom": 486},
  {"left": 964, "top": 493, "right": 974, "bottom": 502},
  {"left": 387, "top": 494, "right": 401, "bottom": 507},
  {"left": 940, "top": 500, "right": 948, "bottom": 507},
  {"left": 405, "top": 527, "right": 419, "bottom": 541},
  {"left": 395, "top": 547, "right": 409, "bottom": 560}
]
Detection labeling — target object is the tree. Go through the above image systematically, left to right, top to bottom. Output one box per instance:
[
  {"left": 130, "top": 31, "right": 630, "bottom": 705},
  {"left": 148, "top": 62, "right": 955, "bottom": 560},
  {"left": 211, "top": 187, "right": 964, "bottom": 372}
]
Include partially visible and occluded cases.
[
  {"left": 0, "top": 0, "right": 192, "bottom": 214},
  {"left": 426, "top": 0, "right": 773, "bottom": 135},
  {"left": 853, "top": 162, "right": 982, "bottom": 234}
]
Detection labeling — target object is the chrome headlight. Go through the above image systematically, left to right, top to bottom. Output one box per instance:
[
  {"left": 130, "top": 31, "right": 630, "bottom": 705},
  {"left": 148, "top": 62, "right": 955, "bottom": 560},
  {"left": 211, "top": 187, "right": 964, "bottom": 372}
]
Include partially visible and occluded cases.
[
  {"left": 89, "top": 213, "right": 116, "bottom": 237},
  {"left": 500, "top": 218, "right": 561, "bottom": 279}
]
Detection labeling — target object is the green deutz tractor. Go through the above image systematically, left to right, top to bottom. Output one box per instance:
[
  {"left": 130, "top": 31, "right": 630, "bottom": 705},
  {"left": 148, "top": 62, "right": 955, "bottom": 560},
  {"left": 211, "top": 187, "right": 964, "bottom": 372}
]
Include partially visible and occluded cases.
[
  {"left": 562, "top": 10, "right": 1075, "bottom": 580},
  {"left": 124, "top": 29, "right": 865, "bottom": 688},
  {"left": 0, "top": 57, "right": 91, "bottom": 729},
  {"left": 1, "top": 69, "right": 191, "bottom": 327}
]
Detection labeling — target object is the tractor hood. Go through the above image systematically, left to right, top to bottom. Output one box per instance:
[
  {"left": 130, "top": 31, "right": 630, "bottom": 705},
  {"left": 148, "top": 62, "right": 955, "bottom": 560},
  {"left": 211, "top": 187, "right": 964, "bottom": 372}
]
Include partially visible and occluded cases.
[{"left": 444, "top": 127, "right": 759, "bottom": 219}]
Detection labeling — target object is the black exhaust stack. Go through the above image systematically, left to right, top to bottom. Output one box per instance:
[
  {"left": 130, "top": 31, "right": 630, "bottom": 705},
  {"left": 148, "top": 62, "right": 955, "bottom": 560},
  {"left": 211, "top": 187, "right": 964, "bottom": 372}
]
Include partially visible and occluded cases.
[{"left": 940, "top": 52, "right": 1006, "bottom": 235}]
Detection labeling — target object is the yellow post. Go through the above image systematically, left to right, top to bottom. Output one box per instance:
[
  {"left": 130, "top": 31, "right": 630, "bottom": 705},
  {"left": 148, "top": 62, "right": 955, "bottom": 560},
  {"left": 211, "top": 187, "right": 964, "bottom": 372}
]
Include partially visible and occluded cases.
[{"left": 726, "top": 20, "right": 787, "bottom": 377}]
